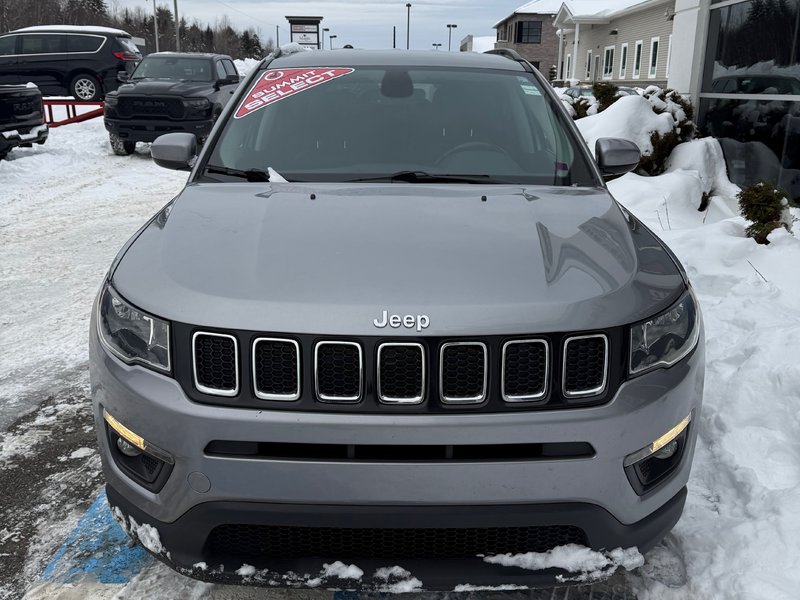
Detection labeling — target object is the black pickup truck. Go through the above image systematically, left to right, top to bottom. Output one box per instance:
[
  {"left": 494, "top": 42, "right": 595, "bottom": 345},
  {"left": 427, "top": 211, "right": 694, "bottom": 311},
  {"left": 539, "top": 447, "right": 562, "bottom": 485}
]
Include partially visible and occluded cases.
[
  {"left": 103, "top": 52, "right": 240, "bottom": 155},
  {"left": 0, "top": 83, "right": 48, "bottom": 160}
]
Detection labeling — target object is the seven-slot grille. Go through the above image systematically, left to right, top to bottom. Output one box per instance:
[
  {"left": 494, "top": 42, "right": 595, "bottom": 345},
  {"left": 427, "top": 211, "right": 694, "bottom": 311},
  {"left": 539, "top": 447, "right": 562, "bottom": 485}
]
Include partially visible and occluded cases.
[
  {"left": 192, "top": 332, "right": 239, "bottom": 396},
  {"left": 190, "top": 333, "right": 612, "bottom": 407},
  {"left": 562, "top": 334, "right": 608, "bottom": 397},
  {"left": 253, "top": 338, "right": 300, "bottom": 401},
  {"left": 502, "top": 340, "right": 548, "bottom": 402},
  {"left": 314, "top": 341, "right": 363, "bottom": 403},
  {"left": 439, "top": 342, "right": 488, "bottom": 404},
  {"left": 377, "top": 343, "right": 425, "bottom": 404}
]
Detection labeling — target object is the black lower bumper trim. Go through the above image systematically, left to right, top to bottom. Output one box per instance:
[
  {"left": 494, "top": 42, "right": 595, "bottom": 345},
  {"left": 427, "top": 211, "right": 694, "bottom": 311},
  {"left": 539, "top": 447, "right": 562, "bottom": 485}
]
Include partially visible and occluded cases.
[
  {"left": 104, "top": 118, "right": 212, "bottom": 142},
  {"left": 107, "top": 485, "right": 686, "bottom": 590}
]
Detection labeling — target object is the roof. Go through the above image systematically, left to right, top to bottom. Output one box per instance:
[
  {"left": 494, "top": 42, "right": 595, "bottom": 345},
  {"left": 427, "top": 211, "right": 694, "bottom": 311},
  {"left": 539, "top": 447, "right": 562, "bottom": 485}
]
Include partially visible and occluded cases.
[
  {"left": 495, "top": 0, "right": 671, "bottom": 28},
  {"left": 13, "top": 25, "right": 131, "bottom": 36},
  {"left": 270, "top": 49, "right": 525, "bottom": 71},
  {"left": 148, "top": 52, "right": 231, "bottom": 59}
]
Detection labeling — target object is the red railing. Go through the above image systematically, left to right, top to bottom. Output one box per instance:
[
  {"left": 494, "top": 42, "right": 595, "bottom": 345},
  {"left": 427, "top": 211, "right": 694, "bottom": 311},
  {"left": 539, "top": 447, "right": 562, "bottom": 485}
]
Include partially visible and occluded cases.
[{"left": 43, "top": 100, "right": 105, "bottom": 128}]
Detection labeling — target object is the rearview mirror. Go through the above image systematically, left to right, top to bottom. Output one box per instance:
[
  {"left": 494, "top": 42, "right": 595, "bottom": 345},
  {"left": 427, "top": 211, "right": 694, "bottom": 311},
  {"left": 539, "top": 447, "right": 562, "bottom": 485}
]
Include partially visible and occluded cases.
[
  {"left": 151, "top": 133, "right": 197, "bottom": 171},
  {"left": 595, "top": 137, "right": 640, "bottom": 180}
]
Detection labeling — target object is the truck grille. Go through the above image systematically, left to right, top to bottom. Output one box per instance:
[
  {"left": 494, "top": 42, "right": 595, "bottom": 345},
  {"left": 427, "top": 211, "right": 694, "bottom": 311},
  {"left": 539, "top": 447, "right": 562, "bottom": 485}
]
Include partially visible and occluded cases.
[
  {"left": 117, "top": 96, "right": 184, "bottom": 119},
  {"left": 185, "top": 327, "right": 618, "bottom": 412},
  {"left": 193, "top": 332, "right": 238, "bottom": 396},
  {"left": 562, "top": 334, "right": 608, "bottom": 397},
  {"left": 253, "top": 338, "right": 300, "bottom": 401},
  {"left": 502, "top": 340, "right": 548, "bottom": 402},
  {"left": 314, "top": 342, "right": 362, "bottom": 402},
  {"left": 377, "top": 343, "right": 425, "bottom": 404},
  {"left": 206, "top": 523, "right": 588, "bottom": 560}
]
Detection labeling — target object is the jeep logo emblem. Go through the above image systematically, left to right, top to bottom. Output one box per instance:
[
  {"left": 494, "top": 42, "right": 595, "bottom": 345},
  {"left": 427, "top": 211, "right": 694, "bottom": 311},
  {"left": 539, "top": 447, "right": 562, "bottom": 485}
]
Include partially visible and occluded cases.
[{"left": 373, "top": 310, "right": 430, "bottom": 332}]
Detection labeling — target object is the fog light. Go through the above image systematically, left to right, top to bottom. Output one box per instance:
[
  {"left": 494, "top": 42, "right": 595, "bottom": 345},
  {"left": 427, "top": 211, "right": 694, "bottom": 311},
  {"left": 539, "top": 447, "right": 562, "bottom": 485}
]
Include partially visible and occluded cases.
[
  {"left": 103, "top": 409, "right": 174, "bottom": 465},
  {"left": 623, "top": 412, "right": 692, "bottom": 468},
  {"left": 116, "top": 437, "right": 141, "bottom": 457},
  {"left": 654, "top": 439, "right": 678, "bottom": 460}
]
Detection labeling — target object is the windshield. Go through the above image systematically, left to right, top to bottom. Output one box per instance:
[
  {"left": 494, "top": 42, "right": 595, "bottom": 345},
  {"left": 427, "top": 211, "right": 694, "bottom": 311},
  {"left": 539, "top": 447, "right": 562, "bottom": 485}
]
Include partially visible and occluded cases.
[
  {"left": 131, "top": 56, "right": 212, "bottom": 81},
  {"left": 205, "top": 66, "right": 599, "bottom": 185}
]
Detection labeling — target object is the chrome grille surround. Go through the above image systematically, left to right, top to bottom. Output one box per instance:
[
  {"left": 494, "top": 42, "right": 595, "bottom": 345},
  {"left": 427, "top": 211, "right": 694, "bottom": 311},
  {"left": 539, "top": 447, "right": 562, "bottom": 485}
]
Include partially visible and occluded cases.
[
  {"left": 192, "top": 331, "right": 239, "bottom": 397},
  {"left": 562, "top": 333, "right": 609, "bottom": 398},
  {"left": 252, "top": 337, "right": 301, "bottom": 401},
  {"left": 501, "top": 339, "right": 549, "bottom": 402},
  {"left": 314, "top": 341, "right": 363, "bottom": 403},
  {"left": 439, "top": 341, "right": 488, "bottom": 405},
  {"left": 377, "top": 342, "right": 426, "bottom": 404}
]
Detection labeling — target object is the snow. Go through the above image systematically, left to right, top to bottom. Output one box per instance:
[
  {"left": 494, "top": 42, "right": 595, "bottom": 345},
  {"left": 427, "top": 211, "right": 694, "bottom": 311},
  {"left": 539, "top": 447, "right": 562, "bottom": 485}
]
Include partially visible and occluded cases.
[
  {"left": 14, "top": 25, "right": 131, "bottom": 36},
  {"left": 232, "top": 58, "right": 260, "bottom": 78},
  {"left": 576, "top": 94, "right": 675, "bottom": 155},
  {"left": 268, "top": 167, "right": 287, "bottom": 182},
  {"left": 68, "top": 447, "right": 94, "bottom": 459},
  {"left": 127, "top": 517, "right": 165, "bottom": 556},
  {"left": 484, "top": 544, "right": 644, "bottom": 584},
  {"left": 234, "top": 564, "right": 256, "bottom": 577}
]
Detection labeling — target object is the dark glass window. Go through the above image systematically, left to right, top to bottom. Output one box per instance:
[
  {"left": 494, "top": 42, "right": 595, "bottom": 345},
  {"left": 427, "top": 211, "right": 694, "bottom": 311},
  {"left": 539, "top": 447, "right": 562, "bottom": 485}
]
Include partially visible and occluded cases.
[
  {"left": 703, "top": 0, "right": 800, "bottom": 93},
  {"left": 516, "top": 21, "right": 542, "bottom": 44},
  {"left": 20, "top": 34, "right": 66, "bottom": 54},
  {"left": 67, "top": 34, "right": 103, "bottom": 53},
  {"left": 0, "top": 35, "right": 17, "bottom": 55},
  {"left": 222, "top": 60, "right": 238, "bottom": 77},
  {"left": 215, "top": 61, "right": 227, "bottom": 80},
  {"left": 699, "top": 97, "right": 800, "bottom": 202}
]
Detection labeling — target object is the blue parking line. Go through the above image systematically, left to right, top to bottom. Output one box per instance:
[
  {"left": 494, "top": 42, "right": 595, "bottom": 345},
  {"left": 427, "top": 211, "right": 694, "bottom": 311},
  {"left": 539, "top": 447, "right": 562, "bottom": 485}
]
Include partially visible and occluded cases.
[{"left": 40, "top": 490, "right": 154, "bottom": 584}]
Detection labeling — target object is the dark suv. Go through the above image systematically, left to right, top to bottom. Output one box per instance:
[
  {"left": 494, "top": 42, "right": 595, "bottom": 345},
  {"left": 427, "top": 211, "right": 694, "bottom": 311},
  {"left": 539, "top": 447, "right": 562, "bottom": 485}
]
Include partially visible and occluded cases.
[
  {"left": 0, "top": 25, "right": 141, "bottom": 101},
  {"left": 103, "top": 52, "right": 240, "bottom": 155}
]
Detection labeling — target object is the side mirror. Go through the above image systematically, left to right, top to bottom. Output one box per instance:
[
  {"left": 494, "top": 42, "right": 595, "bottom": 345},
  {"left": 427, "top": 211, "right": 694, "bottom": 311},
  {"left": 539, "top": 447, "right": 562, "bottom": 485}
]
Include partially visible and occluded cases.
[
  {"left": 117, "top": 71, "right": 131, "bottom": 83},
  {"left": 151, "top": 133, "right": 197, "bottom": 171},
  {"left": 595, "top": 137, "right": 640, "bottom": 179}
]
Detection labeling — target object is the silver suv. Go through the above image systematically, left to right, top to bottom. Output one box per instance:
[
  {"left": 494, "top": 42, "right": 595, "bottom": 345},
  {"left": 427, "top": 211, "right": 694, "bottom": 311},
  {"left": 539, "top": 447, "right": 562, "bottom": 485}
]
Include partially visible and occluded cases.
[{"left": 90, "top": 49, "right": 704, "bottom": 590}]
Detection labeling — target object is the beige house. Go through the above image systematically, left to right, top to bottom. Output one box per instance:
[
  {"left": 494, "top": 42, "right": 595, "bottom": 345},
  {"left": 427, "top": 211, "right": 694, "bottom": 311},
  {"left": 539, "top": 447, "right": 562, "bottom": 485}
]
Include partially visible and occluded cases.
[{"left": 554, "top": 0, "right": 676, "bottom": 86}]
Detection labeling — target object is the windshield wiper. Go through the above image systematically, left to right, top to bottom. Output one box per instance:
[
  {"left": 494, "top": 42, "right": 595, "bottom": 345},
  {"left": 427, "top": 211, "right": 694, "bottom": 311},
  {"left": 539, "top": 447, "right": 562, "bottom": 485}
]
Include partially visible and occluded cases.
[
  {"left": 205, "top": 165, "right": 270, "bottom": 182},
  {"left": 346, "top": 171, "right": 506, "bottom": 184}
]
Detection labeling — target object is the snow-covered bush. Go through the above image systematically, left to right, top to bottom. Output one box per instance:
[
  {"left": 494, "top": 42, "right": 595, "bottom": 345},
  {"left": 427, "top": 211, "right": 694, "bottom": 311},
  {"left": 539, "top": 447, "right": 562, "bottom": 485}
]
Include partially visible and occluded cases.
[
  {"left": 592, "top": 82, "right": 620, "bottom": 113},
  {"left": 637, "top": 87, "right": 696, "bottom": 176},
  {"left": 738, "top": 182, "right": 793, "bottom": 244}
]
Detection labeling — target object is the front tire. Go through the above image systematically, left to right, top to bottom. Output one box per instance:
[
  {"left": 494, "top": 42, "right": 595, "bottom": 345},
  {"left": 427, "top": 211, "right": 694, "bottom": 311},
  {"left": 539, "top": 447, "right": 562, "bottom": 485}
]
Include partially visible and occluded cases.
[
  {"left": 70, "top": 75, "right": 101, "bottom": 101},
  {"left": 109, "top": 133, "right": 135, "bottom": 156}
]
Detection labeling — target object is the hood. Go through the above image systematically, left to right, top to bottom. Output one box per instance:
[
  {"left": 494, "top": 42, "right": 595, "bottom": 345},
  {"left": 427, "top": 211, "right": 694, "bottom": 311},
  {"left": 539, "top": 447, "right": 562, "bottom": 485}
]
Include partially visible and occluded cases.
[
  {"left": 114, "top": 80, "right": 212, "bottom": 97},
  {"left": 112, "top": 183, "right": 685, "bottom": 336}
]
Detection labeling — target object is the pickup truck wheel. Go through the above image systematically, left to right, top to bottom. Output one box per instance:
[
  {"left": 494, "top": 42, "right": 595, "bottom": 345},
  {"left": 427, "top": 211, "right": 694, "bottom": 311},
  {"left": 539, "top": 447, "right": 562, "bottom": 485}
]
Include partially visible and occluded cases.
[
  {"left": 70, "top": 75, "right": 100, "bottom": 101},
  {"left": 109, "top": 133, "right": 136, "bottom": 156}
]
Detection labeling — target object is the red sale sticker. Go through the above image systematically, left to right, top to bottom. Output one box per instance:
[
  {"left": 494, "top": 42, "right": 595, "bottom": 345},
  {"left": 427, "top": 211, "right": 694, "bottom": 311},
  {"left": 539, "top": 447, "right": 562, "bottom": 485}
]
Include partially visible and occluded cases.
[{"left": 234, "top": 67, "right": 355, "bottom": 119}]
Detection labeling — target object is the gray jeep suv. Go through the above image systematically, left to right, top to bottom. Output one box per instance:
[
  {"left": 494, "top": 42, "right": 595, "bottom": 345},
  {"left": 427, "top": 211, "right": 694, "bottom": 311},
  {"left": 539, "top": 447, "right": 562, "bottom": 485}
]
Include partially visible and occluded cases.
[{"left": 90, "top": 48, "right": 704, "bottom": 590}]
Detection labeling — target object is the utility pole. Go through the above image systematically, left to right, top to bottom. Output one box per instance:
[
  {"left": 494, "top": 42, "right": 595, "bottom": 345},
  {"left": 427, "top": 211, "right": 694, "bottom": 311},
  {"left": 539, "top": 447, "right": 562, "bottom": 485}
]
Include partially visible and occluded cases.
[
  {"left": 152, "top": 0, "right": 160, "bottom": 52},
  {"left": 173, "top": 0, "right": 180, "bottom": 51},
  {"left": 406, "top": 3, "right": 411, "bottom": 49},
  {"left": 447, "top": 23, "right": 457, "bottom": 51},
  {"left": 276, "top": 25, "right": 279, "bottom": 47},
  {"left": 393, "top": 26, "right": 396, "bottom": 49},
  {"left": 323, "top": 28, "right": 329, "bottom": 50},
  {"left": 330, "top": 34, "right": 337, "bottom": 50}
]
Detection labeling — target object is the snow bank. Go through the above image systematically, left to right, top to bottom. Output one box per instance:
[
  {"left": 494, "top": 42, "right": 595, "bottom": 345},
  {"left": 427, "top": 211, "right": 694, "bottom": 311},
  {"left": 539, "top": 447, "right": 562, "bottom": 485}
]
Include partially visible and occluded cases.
[
  {"left": 233, "top": 58, "right": 259, "bottom": 77},
  {"left": 576, "top": 95, "right": 674, "bottom": 155}
]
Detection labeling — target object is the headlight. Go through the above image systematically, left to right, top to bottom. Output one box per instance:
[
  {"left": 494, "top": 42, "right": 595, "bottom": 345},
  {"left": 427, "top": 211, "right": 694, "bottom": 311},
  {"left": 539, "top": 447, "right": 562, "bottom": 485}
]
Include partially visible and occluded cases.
[
  {"left": 182, "top": 98, "right": 210, "bottom": 110},
  {"left": 97, "top": 284, "right": 170, "bottom": 373},
  {"left": 629, "top": 290, "right": 700, "bottom": 376}
]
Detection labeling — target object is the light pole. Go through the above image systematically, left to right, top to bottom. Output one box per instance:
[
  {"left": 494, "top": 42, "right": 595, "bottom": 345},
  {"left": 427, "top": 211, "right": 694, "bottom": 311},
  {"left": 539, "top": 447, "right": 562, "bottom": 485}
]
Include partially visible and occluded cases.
[
  {"left": 151, "top": 0, "right": 159, "bottom": 52},
  {"left": 173, "top": 0, "right": 180, "bottom": 52},
  {"left": 406, "top": 3, "right": 411, "bottom": 50},
  {"left": 447, "top": 23, "right": 457, "bottom": 51},
  {"left": 322, "top": 28, "right": 329, "bottom": 51},
  {"left": 329, "top": 34, "right": 337, "bottom": 50},
  {"left": 432, "top": 43, "right": 442, "bottom": 50}
]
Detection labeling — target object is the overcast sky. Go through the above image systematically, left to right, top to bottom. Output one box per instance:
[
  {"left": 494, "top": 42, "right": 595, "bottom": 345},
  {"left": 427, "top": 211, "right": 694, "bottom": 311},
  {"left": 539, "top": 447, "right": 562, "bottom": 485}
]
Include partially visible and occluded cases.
[{"left": 112, "top": 0, "right": 530, "bottom": 50}]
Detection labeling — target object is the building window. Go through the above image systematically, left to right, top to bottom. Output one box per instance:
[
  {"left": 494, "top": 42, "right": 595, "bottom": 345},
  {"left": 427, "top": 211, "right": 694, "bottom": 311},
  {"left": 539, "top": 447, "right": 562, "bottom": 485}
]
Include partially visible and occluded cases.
[
  {"left": 516, "top": 21, "right": 542, "bottom": 44},
  {"left": 497, "top": 25, "right": 507, "bottom": 42},
  {"left": 666, "top": 35, "right": 672, "bottom": 78},
  {"left": 649, "top": 37, "right": 659, "bottom": 78},
  {"left": 633, "top": 40, "right": 643, "bottom": 78},
  {"left": 619, "top": 43, "right": 628, "bottom": 79},
  {"left": 603, "top": 46, "right": 615, "bottom": 79},
  {"left": 586, "top": 50, "right": 592, "bottom": 80},
  {"left": 565, "top": 54, "right": 572, "bottom": 79}
]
